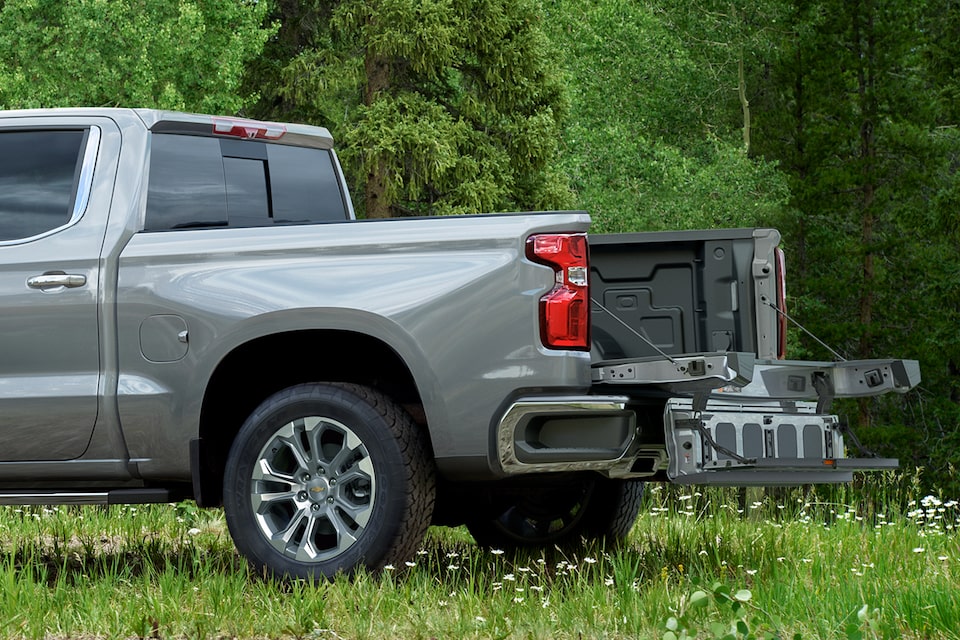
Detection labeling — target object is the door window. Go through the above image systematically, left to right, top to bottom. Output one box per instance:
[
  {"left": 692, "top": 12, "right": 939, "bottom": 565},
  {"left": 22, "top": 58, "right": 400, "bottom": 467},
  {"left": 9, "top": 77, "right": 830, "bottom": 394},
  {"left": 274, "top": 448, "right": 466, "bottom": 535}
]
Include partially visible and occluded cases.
[{"left": 0, "top": 130, "right": 90, "bottom": 242}]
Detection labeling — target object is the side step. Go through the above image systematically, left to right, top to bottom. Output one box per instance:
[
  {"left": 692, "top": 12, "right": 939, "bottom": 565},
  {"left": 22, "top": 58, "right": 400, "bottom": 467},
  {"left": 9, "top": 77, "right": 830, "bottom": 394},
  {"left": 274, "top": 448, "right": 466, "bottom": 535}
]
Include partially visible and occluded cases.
[{"left": 0, "top": 488, "right": 179, "bottom": 506}]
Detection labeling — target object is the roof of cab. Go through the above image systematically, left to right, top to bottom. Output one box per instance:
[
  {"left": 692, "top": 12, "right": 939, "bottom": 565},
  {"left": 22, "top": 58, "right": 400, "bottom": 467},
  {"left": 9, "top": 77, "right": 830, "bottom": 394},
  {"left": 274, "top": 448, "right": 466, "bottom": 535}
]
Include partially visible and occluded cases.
[
  {"left": 0, "top": 107, "right": 335, "bottom": 150},
  {"left": 135, "top": 109, "right": 334, "bottom": 150}
]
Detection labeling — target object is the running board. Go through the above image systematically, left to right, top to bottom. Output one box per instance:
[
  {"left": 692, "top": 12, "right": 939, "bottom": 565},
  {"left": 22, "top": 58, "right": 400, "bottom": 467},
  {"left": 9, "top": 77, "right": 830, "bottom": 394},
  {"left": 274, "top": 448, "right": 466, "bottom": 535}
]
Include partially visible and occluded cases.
[{"left": 0, "top": 488, "right": 178, "bottom": 506}]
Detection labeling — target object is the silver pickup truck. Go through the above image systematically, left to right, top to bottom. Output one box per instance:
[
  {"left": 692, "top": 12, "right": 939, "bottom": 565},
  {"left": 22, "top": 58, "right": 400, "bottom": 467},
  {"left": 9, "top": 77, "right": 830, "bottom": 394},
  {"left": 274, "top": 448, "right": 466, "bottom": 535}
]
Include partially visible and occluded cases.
[{"left": 0, "top": 108, "right": 919, "bottom": 580}]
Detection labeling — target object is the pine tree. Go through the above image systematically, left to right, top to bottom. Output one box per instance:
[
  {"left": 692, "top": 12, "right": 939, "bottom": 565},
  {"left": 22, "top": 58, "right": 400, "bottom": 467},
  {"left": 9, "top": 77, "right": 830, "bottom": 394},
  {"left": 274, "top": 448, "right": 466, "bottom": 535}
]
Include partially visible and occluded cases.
[{"left": 250, "top": 0, "right": 572, "bottom": 218}]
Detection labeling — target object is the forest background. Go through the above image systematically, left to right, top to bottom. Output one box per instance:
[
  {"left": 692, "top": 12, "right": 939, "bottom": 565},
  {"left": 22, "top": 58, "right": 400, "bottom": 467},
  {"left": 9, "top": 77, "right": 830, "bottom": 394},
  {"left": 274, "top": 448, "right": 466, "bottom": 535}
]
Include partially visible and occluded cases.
[{"left": 1, "top": 0, "right": 957, "bottom": 493}]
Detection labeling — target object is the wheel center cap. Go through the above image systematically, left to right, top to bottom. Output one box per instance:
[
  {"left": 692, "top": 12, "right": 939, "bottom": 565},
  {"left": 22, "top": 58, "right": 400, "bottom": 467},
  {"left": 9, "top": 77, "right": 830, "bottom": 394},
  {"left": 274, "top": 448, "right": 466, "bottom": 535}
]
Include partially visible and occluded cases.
[{"left": 306, "top": 478, "right": 331, "bottom": 503}]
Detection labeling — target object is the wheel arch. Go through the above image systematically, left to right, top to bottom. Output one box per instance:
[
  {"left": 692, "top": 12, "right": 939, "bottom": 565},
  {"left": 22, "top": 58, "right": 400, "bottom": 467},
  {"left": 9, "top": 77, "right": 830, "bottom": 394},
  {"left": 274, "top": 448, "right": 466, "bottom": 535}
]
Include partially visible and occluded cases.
[{"left": 193, "top": 329, "right": 429, "bottom": 507}]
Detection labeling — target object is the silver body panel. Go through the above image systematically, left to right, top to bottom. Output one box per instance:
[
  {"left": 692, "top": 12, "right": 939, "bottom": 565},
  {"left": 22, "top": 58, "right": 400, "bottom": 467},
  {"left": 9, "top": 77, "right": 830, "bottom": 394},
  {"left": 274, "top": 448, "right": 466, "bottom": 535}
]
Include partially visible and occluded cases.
[{"left": 115, "top": 214, "right": 592, "bottom": 478}]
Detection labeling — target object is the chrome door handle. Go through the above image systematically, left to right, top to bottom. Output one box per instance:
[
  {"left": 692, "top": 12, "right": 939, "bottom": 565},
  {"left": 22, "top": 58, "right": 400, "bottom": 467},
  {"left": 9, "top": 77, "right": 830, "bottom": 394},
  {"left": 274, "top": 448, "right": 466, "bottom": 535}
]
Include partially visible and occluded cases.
[{"left": 27, "top": 274, "right": 87, "bottom": 289}]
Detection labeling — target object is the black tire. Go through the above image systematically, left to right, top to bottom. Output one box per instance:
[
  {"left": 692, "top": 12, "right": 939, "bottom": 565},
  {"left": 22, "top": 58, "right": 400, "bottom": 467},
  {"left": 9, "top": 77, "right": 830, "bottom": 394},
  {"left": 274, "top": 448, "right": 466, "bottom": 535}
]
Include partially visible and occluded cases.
[
  {"left": 223, "top": 383, "right": 435, "bottom": 581},
  {"left": 466, "top": 475, "right": 643, "bottom": 549}
]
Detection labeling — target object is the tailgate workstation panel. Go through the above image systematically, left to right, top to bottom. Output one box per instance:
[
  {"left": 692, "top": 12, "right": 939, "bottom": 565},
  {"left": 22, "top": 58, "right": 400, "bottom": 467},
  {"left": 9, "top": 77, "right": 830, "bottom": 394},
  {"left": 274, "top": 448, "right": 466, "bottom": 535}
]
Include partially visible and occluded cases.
[{"left": 591, "top": 355, "right": 919, "bottom": 485}]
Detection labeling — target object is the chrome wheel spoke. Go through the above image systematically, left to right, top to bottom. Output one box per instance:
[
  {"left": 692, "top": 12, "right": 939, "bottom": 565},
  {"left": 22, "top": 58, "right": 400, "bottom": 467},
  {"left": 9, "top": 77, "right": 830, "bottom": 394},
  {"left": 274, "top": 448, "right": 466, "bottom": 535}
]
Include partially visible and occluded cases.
[
  {"left": 308, "top": 421, "right": 327, "bottom": 467},
  {"left": 276, "top": 433, "right": 311, "bottom": 473},
  {"left": 326, "top": 442, "right": 354, "bottom": 475},
  {"left": 337, "top": 455, "right": 374, "bottom": 485},
  {"left": 252, "top": 458, "right": 295, "bottom": 485},
  {"left": 252, "top": 489, "right": 298, "bottom": 513},
  {"left": 335, "top": 495, "right": 373, "bottom": 528},
  {"left": 270, "top": 506, "right": 310, "bottom": 553},
  {"left": 325, "top": 508, "right": 359, "bottom": 556},
  {"left": 294, "top": 516, "right": 321, "bottom": 562}
]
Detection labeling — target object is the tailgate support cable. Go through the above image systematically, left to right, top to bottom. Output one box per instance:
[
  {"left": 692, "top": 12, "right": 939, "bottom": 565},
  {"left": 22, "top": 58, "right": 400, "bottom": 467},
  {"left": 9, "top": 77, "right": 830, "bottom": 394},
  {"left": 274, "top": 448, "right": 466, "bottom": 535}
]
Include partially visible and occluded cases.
[
  {"left": 763, "top": 299, "right": 848, "bottom": 362},
  {"left": 837, "top": 420, "right": 880, "bottom": 459}
]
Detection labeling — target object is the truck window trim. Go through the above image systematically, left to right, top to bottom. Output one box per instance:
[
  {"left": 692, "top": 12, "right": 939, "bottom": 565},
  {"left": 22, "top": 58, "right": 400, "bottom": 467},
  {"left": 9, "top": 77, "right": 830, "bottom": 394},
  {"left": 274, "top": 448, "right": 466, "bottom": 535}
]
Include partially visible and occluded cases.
[
  {"left": 0, "top": 126, "right": 101, "bottom": 247},
  {"left": 70, "top": 127, "right": 101, "bottom": 225}
]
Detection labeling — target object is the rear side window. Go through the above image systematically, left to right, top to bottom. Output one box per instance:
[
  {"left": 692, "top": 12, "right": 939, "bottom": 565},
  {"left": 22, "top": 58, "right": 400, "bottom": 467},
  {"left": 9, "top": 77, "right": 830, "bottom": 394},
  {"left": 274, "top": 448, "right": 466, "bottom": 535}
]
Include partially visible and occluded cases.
[
  {"left": 0, "top": 130, "right": 87, "bottom": 242},
  {"left": 145, "top": 133, "right": 348, "bottom": 231},
  {"left": 145, "top": 136, "right": 228, "bottom": 230},
  {"left": 268, "top": 145, "right": 346, "bottom": 223}
]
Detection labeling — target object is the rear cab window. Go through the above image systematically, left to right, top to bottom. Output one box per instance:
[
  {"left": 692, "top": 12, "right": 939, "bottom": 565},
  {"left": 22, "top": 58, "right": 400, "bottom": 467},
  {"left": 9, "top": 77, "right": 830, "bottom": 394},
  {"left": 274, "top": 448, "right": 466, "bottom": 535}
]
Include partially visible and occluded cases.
[{"left": 145, "top": 128, "right": 349, "bottom": 232}]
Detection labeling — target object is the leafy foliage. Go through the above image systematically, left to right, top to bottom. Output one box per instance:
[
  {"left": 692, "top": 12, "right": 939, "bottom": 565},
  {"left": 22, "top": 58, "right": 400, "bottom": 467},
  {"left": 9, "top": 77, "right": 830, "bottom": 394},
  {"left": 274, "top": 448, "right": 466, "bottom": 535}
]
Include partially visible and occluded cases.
[
  {"left": 0, "top": 0, "right": 273, "bottom": 113},
  {"left": 249, "top": 0, "right": 572, "bottom": 217},
  {"left": 542, "top": 0, "right": 790, "bottom": 234},
  {"left": 743, "top": 0, "right": 960, "bottom": 485}
]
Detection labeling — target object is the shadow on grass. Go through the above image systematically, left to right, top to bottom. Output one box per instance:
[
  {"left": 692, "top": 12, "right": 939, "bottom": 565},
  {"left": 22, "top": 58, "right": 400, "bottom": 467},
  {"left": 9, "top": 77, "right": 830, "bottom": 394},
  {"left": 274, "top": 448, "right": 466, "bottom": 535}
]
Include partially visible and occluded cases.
[{"left": 1, "top": 536, "right": 248, "bottom": 587}]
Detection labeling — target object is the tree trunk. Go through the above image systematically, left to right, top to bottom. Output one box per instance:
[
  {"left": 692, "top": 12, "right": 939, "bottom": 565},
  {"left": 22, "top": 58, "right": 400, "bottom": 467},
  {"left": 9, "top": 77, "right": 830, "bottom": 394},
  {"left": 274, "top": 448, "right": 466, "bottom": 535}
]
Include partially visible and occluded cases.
[
  {"left": 854, "top": 0, "right": 877, "bottom": 428},
  {"left": 364, "top": 47, "right": 392, "bottom": 218},
  {"left": 738, "top": 52, "right": 751, "bottom": 154}
]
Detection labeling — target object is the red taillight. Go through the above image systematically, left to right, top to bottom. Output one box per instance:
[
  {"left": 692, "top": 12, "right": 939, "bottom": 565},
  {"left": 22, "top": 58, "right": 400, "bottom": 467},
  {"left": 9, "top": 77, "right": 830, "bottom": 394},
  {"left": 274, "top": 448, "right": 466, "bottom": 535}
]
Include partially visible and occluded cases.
[
  {"left": 212, "top": 117, "right": 286, "bottom": 140},
  {"left": 526, "top": 233, "right": 590, "bottom": 350},
  {"left": 776, "top": 247, "right": 787, "bottom": 359}
]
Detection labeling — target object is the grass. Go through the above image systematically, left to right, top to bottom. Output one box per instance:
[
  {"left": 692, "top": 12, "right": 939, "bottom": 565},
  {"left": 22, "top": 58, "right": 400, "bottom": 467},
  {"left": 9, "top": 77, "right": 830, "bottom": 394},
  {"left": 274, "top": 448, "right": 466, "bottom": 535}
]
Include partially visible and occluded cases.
[{"left": 0, "top": 474, "right": 957, "bottom": 639}]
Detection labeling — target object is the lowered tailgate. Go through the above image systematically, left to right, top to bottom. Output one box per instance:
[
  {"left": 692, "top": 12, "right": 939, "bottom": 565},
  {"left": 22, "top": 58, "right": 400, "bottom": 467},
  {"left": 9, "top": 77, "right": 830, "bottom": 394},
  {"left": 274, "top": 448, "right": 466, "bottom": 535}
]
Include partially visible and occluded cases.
[{"left": 588, "top": 229, "right": 920, "bottom": 486}]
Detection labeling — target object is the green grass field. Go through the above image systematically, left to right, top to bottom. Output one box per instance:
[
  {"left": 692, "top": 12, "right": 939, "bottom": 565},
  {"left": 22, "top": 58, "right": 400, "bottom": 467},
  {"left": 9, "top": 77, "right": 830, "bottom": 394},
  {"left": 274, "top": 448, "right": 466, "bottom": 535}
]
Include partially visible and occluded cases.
[{"left": 0, "top": 474, "right": 957, "bottom": 639}]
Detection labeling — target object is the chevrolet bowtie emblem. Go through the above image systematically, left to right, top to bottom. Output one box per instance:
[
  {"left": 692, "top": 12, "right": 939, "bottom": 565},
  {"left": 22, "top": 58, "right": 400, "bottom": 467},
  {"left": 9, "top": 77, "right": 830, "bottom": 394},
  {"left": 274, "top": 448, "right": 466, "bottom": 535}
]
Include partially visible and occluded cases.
[{"left": 310, "top": 486, "right": 325, "bottom": 493}]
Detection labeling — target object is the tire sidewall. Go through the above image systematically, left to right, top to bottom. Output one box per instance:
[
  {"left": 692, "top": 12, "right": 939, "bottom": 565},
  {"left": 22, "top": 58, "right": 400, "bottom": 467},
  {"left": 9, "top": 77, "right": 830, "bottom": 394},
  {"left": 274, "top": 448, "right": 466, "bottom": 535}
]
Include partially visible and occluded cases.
[{"left": 223, "top": 384, "right": 409, "bottom": 580}]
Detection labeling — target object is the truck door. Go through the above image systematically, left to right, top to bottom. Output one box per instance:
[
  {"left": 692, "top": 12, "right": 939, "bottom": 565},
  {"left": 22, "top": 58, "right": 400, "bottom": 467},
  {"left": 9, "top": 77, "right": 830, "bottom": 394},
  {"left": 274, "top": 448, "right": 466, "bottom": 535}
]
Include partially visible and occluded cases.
[{"left": 0, "top": 125, "right": 105, "bottom": 461}]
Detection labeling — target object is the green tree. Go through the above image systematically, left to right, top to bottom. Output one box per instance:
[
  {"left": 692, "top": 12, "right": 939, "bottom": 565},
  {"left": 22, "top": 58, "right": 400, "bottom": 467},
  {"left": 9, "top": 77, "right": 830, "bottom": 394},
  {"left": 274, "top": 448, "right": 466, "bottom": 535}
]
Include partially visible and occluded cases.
[
  {"left": 0, "top": 0, "right": 273, "bottom": 113},
  {"left": 250, "top": 0, "right": 572, "bottom": 218},
  {"left": 542, "top": 0, "right": 790, "bottom": 233},
  {"left": 749, "top": 0, "right": 960, "bottom": 487},
  {"left": 753, "top": 1, "right": 935, "bottom": 368}
]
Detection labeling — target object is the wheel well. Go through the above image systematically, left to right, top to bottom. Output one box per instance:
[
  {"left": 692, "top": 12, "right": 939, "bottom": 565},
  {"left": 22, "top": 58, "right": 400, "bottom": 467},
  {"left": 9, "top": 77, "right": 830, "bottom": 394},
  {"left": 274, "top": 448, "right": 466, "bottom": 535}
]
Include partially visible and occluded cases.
[{"left": 194, "top": 329, "right": 426, "bottom": 507}]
